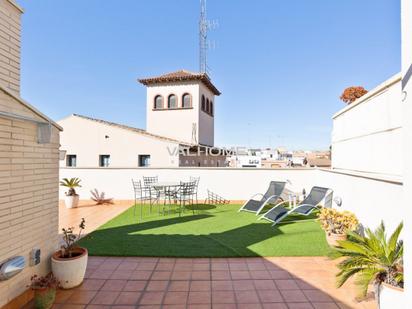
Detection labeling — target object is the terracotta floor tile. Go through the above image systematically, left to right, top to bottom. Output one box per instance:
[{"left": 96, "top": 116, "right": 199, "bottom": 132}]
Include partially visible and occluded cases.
[
  {"left": 117, "top": 262, "right": 139, "bottom": 271},
  {"left": 137, "top": 262, "right": 157, "bottom": 270},
  {"left": 155, "top": 263, "right": 175, "bottom": 271},
  {"left": 193, "top": 263, "right": 210, "bottom": 271},
  {"left": 211, "top": 263, "right": 229, "bottom": 271},
  {"left": 229, "top": 263, "right": 248, "bottom": 270},
  {"left": 248, "top": 263, "right": 267, "bottom": 271},
  {"left": 89, "top": 270, "right": 113, "bottom": 280},
  {"left": 110, "top": 270, "right": 133, "bottom": 280},
  {"left": 130, "top": 270, "right": 153, "bottom": 280},
  {"left": 251, "top": 270, "right": 271, "bottom": 280},
  {"left": 269, "top": 270, "right": 292, "bottom": 280},
  {"left": 151, "top": 271, "right": 171, "bottom": 280},
  {"left": 171, "top": 271, "right": 191, "bottom": 280},
  {"left": 191, "top": 271, "right": 210, "bottom": 280},
  {"left": 211, "top": 271, "right": 231, "bottom": 280},
  {"left": 231, "top": 271, "right": 251, "bottom": 280},
  {"left": 78, "top": 279, "right": 106, "bottom": 291},
  {"left": 101, "top": 279, "right": 127, "bottom": 291},
  {"left": 254, "top": 279, "right": 277, "bottom": 290},
  {"left": 275, "top": 279, "right": 300, "bottom": 290},
  {"left": 294, "top": 279, "right": 316, "bottom": 290},
  {"left": 123, "top": 280, "right": 147, "bottom": 291},
  {"left": 146, "top": 280, "right": 169, "bottom": 291},
  {"left": 168, "top": 280, "right": 190, "bottom": 291},
  {"left": 190, "top": 280, "right": 211, "bottom": 291},
  {"left": 211, "top": 280, "right": 233, "bottom": 291},
  {"left": 233, "top": 280, "right": 255, "bottom": 291},
  {"left": 55, "top": 289, "right": 75, "bottom": 303},
  {"left": 257, "top": 289, "right": 284, "bottom": 303},
  {"left": 66, "top": 290, "right": 97, "bottom": 304},
  {"left": 235, "top": 290, "right": 260, "bottom": 303},
  {"left": 280, "top": 290, "right": 308, "bottom": 303},
  {"left": 303, "top": 290, "right": 335, "bottom": 302},
  {"left": 90, "top": 291, "right": 120, "bottom": 305},
  {"left": 114, "top": 291, "right": 141, "bottom": 305},
  {"left": 139, "top": 291, "right": 165, "bottom": 305},
  {"left": 163, "top": 291, "right": 188, "bottom": 304},
  {"left": 187, "top": 291, "right": 211, "bottom": 304},
  {"left": 212, "top": 291, "right": 236, "bottom": 304},
  {"left": 237, "top": 303, "right": 263, "bottom": 309},
  {"left": 262, "top": 303, "right": 288, "bottom": 309},
  {"left": 286, "top": 303, "right": 315, "bottom": 309},
  {"left": 311, "top": 303, "right": 340, "bottom": 309},
  {"left": 213, "top": 304, "right": 237, "bottom": 309},
  {"left": 60, "top": 305, "right": 85, "bottom": 309},
  {"left": 85, "top": 305, "right": 111, "bottom": 309},
  {"left": 186, "top": 305, "right": 211, "bottom": 309},
  {"left": 111, "top": 306, "right": 135, "bottom": 309}
]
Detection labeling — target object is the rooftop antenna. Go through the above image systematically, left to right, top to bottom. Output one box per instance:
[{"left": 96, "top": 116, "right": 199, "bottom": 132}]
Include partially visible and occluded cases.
[{"left": 199, "top": 0, "right": 218, "bottom": 74}]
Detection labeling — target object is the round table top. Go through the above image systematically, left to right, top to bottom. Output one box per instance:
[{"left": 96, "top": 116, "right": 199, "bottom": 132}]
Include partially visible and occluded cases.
[{"left": 151, "top": 181, "right": 181, "bottom": 188}]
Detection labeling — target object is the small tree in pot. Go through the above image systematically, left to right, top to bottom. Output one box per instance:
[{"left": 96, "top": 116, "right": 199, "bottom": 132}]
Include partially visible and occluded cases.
[
  {"left": 60, "top": 178, "right": 81, "bottom": 208},
  {"left": 318, "top": 208, "right": 359, "bottom": 246},
  {"left": 51, "top": 218, "right": 88, "bottom": 289},
  {"left": 331, "top": 221, "right": 403, "bottom": 308},
  {"left": 29, "top": 274, "right": 59, "bottom": 309}
]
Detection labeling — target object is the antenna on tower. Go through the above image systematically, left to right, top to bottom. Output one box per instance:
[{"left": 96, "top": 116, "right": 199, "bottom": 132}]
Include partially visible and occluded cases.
[{"left": 199, "top": 0, "right": 218, "bottom": 74}]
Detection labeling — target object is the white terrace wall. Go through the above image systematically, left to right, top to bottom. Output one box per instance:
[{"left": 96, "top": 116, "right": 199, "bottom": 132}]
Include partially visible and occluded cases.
[
  {"left": 332, "top": 74, "right": 402, "bottom": 177},
  {"left": 59, "top": 167, "right": 402, "bottom": 230}
]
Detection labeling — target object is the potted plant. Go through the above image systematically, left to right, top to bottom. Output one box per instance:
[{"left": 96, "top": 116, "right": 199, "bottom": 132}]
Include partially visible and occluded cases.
[
  {"left": 60, "top": 177, "right": 81, "bottom": 208},
  {"left": 90, "top": 188, "right": 114, "bottom": 205},
  {"left": 318, "top": 208, "right": 358, "bottom": 246},
  {"left": 51, "top": 218, "right": 88, "bottom": 289},
  {"left": 332, "top": 221, "right": 403, "bottom": 308},
  {"left": 29, "top": 274, "right": 59, "bottom": 309}
]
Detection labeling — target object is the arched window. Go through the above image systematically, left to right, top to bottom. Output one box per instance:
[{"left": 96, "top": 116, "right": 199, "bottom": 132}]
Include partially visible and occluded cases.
[
  {"left": 182, "top": 93, "right": 191, "bottom": 108},
  {"left": 168, "top": 94, "right": 177, "bottom": 108},
  {"left": 154, "top": 95, "right": 163, "bottom": 109},
  {"left": 201, "top": 95, "right": 205, "bottom": 111},
  {"left": 206, "top": 98, "right": 210, "bottom": 114},
  {"left": 210, "top": 101, "right": 214, "bottom": 116}
]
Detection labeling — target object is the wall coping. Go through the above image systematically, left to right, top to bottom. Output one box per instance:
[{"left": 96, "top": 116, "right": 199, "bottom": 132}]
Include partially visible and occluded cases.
[
  {"left": 332, "top": 73, "right": 402, "bottom": 120},
  {"left": 60, "top": 167, "right": 315, "bottom": 171}
]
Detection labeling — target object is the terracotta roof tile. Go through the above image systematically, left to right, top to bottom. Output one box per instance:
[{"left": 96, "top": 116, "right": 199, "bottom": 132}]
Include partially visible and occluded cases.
[{"left": 138, "top": 70, "right": 221, "bottom": 95}]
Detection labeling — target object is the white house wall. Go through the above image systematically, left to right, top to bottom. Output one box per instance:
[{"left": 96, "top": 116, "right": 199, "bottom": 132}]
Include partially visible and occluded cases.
[
  {"left": 332, "top": 75, "right": 402, "bottom": 176},
  {"left": 146, "top": 82, "right": 200, "bottom": 145},
  {"left": 198, "top": 83, "right": 215, "bottom": 146},
  {"left": 58, "top": 116, "right": 179, "bottom": 168},
  {"left": 59, "top": 167, "right": 402, "bottom": 230}
]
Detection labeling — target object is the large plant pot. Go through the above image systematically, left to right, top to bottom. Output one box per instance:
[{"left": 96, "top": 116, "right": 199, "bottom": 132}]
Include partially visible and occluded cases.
[
  {"left": 64, "top": 194, "right": 79, "bottom": 209},
  {"left": 326, "top": 232, "right": 347, "bottom": 247},
  {"left": 51, "top": 247, "right": 88, "bottom": 289},
  {"left": 378, "top": 282, "right": 404, "bottom": 309},
  {"left": 33, "top": 287, "right": 56, "bottom": 309}
]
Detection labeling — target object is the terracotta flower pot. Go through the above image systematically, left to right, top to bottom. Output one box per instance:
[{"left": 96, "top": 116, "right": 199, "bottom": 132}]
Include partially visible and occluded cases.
[
  {"left": 326, "top": 232, "right": 347, "bottom": 247},
  {"left": 51, "top": 247, "right": 88, "bottom": 289},
  {"left": 33, "top": 287, "right": 56, "bottom": 309}
]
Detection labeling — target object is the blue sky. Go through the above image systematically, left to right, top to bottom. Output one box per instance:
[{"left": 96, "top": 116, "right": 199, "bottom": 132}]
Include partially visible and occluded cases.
[{"left": 19, "top": 0, "right": 400, "bottom": 150}]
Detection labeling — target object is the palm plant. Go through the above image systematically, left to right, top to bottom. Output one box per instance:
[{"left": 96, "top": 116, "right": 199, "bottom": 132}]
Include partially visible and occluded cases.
[
  {"left": 60, "top": 177, "right": 82, "bottom": 196},
  {"left": 331, "top": 221, "right": 403, "bottom": 298}
]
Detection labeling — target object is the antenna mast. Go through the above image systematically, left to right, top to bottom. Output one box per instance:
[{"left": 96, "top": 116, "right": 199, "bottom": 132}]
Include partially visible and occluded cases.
[{"left": 199, "top": 0, "right": 217, "bottom": 74}]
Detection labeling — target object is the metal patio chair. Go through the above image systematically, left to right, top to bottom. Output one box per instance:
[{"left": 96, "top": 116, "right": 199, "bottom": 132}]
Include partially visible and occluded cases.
[
  {"left": 143, "top": 175, "right": 160, "bottom": 211},
  {"left": 189, "top": 176, "right": 200, "bottom": 204},
  {"left": 132, "top": 179, "right": 151, "bottom": 220},
  {"left": 177, "top": 180, "right": 197, "bottom": 215},
  {"left": 238, "top": 181, "right": 287, "bottom": 215},
  {"left": 259, "top": 186, "right": 333, "bottom": 226}
]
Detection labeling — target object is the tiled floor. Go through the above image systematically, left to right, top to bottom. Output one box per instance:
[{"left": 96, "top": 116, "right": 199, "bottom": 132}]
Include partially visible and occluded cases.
[
  {"left": 49, "top": 202, "right": 377, "bottom": 309},
  {"left": 27, "top": 256, "right": 375, "bottom": 309}
]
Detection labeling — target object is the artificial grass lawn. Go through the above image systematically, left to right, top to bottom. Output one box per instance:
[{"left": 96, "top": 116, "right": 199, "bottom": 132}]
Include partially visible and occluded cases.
[{"left": 78, "top": 204, "right": 330, "bottom": 257}]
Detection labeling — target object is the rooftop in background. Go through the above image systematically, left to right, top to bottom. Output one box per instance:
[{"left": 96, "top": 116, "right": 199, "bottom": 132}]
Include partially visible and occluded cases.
[
  {"left": 138, "top": 70, "right": 221, "bottom": 96},
  {"left": 70, "top": 113, "right": 191, "bottom": 146}
]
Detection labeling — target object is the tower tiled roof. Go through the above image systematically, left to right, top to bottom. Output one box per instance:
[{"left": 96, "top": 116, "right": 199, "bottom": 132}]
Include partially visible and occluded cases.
[{"left": 138, "top": 70, "right": 221, "bottom": 95}]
